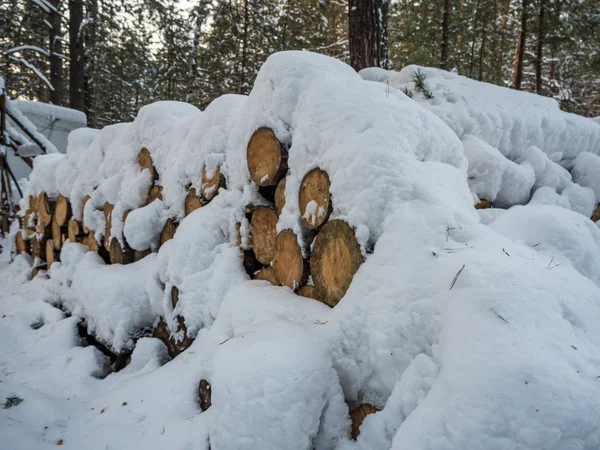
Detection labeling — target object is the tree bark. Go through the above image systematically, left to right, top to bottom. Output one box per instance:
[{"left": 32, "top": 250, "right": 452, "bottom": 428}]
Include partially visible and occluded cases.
[
  {"left": 49, "top": 0, "right": 63, "bottom": 105},
  {"left": 69, "top": 0, "right": 84, "bottom": 111},
  {"left": 238, "top": 0, "right": 249, "bottom": 94},
  {"left": 348, "top": 0, "right": 388, "bottom": 71},
  {"left": 440, "top": 0, "right": 451, "bottom": 69},
  {"left": 512, "top": 0, "right": 528, "bottom": 90},
  {"left": 535, "top": 0, "right": 545, "bottom": 94}
]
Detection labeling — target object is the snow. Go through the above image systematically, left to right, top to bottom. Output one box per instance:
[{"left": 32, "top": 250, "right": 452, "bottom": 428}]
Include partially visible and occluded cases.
[
  {"left": 4, "top": 51, "right": 600, "bottom": 450},
  {"left": 13, "top": 99, "right": 87, "bottom": 124},
  {"left": 572, "top": 151, "right": 600, "bottom": 199}
]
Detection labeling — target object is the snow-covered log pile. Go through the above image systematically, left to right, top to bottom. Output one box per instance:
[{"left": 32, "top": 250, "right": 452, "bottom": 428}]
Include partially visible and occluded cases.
[{"left": 8, "top": 52, "right": 600, "bottom": 448}]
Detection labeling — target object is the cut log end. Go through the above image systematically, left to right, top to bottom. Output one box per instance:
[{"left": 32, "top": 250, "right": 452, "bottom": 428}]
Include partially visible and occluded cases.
[
  {"left": 247, "top": 127, "right": 288, "bottom": 187},
  {"left": 138, "top": 148, "right": 157, "bottom": 181},
  {"left": 201, "top": 166, "right": 225, "bottom": 202},
  {"left": 299, "top": 168, "right": 332, "bottom": 230},
  {"left": 274, "top": 177, "right": 287, "bottom": 216},
  {"left": 147, "top": 185, "right": 163, "bottom": 205},
  {"left": 185, "top": 188, "right": 203, "bottom": 216},
  {"left": 37, "top": 192, "right": 55, "bottom": 227},
  {"left": 55, "top": 194, "right": 71, "bottom": 226},
  {"left": 475, "top": 199, "right": 492, "bottom": 210},
  {"left": 103, "top": 202, "right": 114, "bottom": 248},
  {"left": 592, "top": 204, "right": 600, "bottom": 222},
  {"left": 250, "top": 206, "right": 278, "bottom": 265},
  {"left": 51, "top": 216, "right": 65, "bottom": 250},
  {"left": 160, "top": 219, "right": 179, "bottom": 246},
  {"left": 68, "top": 220, "right": 85, "bottom": 243},
  {"left": 311, "top": 220, "right": 363, "bottom": 307},
  {"left": 272, "top": 229, "right": 308, "bottom": 290},
  {"left": 15, "top": 231, "right": 30, "bottom": 255},
  {"left": 84, "top": 233, "right": 99, "bottom": 252},
  {"left": 109, "top": 238, "right": 134, "bottom": 265},
  {"left": 46, "top": 240, "right": 59, "bottom": 267},
  {"left": 133, "top": 248, "right": 153, "bottom": 262},
  {"left": 255, "top": 266, "right": 278, "bottom": 285},
  {"left": 297, "top": 285, "right": 319, "bottom": 301},
  {"left": 171, "top": 286, "right": 179, "bottom": 309},
  {"left": 350, "top": 404, "right": 378, "bottom": 440}
]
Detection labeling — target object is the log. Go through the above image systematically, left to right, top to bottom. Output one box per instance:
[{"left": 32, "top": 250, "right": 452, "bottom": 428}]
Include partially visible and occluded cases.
[
  {"left": 247, "top": 127, "right": 288, "bottom": 187},
  {"left": 138, "top": 147, "right": 157, "bottom": 182},
  {"left": 201, "top": 166, "right": 225, "bottom": 202},
  {"left": 299, "top": 168, "right": 332, "bottom": 230},
  {"left": 274, "top": 177, "right": 286, "bottom": 216},
  {"left": 146, "top": 185, "right": 163, "bottom": 205},
  {"left": 185, "top": 187, "right": 203, "bottom": 216},
  {"left": 37, "top": 192, "right": 55, "bottom": 227},
  {"left": 28, "top": 194, "right": 37, "bottom": 213},
  {"left": 54, "top": 194, "right": 71, "bottom": 226},
  {"left": 82, "top": 195, "right": 91, "bottom": 233},
  {"left": 475, "top": 199, "right": 492, "bottom": 210},
  {"left": 103, "top": 202, "right": 114, "bottom": 248},
  {"left": 592, "top": 204, "right": 600, "bottom": 223},
  {"left": 250, "top": 206, "right": 278, "bottom": 265},
  {"left": 24, "top": 209, "right": 36, "bottom": 236},
  {"left": 51, "top": 215, "right": 67, "bottom": 250},
  {"left": 160, "top": 218, "right": 179, "bottom": 246},
  {"left": 35, "top": 219, "right": 52, "bottom": 238},
  {"left": 68, "top": 219, "right": 86, "bottom": 243},
  {"left": 310, "top": 220, "right": 362, "bottom": 307},
  {"left": 272, "top": 229, "right": 309, "bottom": 290},
  {"left": 15, "top": 230, "right": 30, "bottom": 255},
  {"left": 84, "top": 232, "right": 99, "bottom": 252},
  {"left": 31, "top": 236, "right": 47, "bottom": 261},
  {"left": 109, "top": 238, "right": 134, "bottom": 265},
  {"left": 46, "top": 240, "right": 59, "bottom": 267},
  {"left": 133, "top": 248, "right": 153, "bottom": 262},
  {"left": 31, "top": 264, "right": 47, "bottom": 278},
  {"left": 255, "top": 266, "right": 278, "bottom": 285},
  {"left": 297, "top": 285, "right": 318, "bottom": 300},
  {"left": 171, "top": 286, "right": 179, "bottom": 308},
  {"left": 152, "top": 317, "right": 194, "bottom": 359},
  {"left": 198, "top": 380, "right": 212, "bottom": 411},
  {"left": 350, "top": 404, "right": 378, "bottom": 440}
]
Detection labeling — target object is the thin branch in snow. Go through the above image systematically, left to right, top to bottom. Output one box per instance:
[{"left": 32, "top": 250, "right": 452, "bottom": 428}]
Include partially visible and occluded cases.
[
  {"left": 5, "top": 46, "right": 50, "bottom": 57},
  {"left": 8, "top": 56, "right": 54, "bottom": 91},
  {"left": 503, "top": 248, "right": 511, "bottom": 257},
  {"left": 546, "top": 256, "right": 554, "bottom": 269},
  {"left": 450, "top": 264, "right": 466, "bottom": 290},
  {"left": 492, "top": 309, "right": 509, "bottom": 324}
]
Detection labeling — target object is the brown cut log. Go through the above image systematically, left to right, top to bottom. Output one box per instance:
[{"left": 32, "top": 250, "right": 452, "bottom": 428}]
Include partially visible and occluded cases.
[
  {"left": 247, "top": 127, "right": 288, "bottom": 187},
  {"left": 139, "top": 147, "right": 157, "bottom": 182},
  {"left": 201, "top": 166, "right": 225, "bottom": 202},
  {"left": 299, "top": 168, "right": 332, "bottom": 230},
  {"left": 274, "top": 177, "right": 286, "bottom": 216},
  {"left": 146, "top": 185, "right": 163, "bottom": 205},
  {"left": 185, "top": 187, "right": 204, "bottom": 216},
  {"left": 37, "top": 192, "right": 56, "bottom": 227},
  {"left": 28, "top": 194, "right": 37, "bottom": 213},
  {"left": 54, "top": 194, "right": 71, "bottom": 226},
  {"left": 81, "top": 195, "right": 91, "bottom": 233},
  {"left": 475, "top": 199, "right": 492, "bottom": 210},
  {"left": 103, "top": 202, "right": 114, "bottom": 248},
  {"left": 592, "top": 204, "right": 600, "bottom": 223},
  {"left": 250, "top": 206, "right": 278, "bottom": 265},
  {"left": 24, "top": 209, "right": 36, "bottom": 236},
  {"left": 51, "top": 215, "right": 67, "bottom": 250},
  {"left": 160, "top": 218, "right": 179, "bottom": 246},
  {"left": 36, "top": 219, "right": 52, "bottom": 238},
  {"left": 68, "top": 219, "right": 86, "bottom": 243},
  {"left": 310, "top": 220, "right": 363, "bottom": 307},
  {"left": 272, "top": 229, "right": 309, "bottom": 290},
  {"left": 15, "top": 231, "right": 30, "bottom": 254},
  {"left": 84, "top": 232, "right": 99, "bottom": 252},
  {"left": 62, "top": 234, "right": 67, "bottom": 246},
  {"left": 109, "top": 238, "right": 134, "bottom": 265},
  {"left": 46, "top": 240, "right": 59, "bottom": 267},
  {"left": 133, "top": 248, "right": 153, "bottom": 262},
  {"left": 31, "top": 263, "right": 47, "bottom": 278},
  {"left": 255, "top": 266, "right": 278, "bottom": 285},
  {"left": 297, "top": 285, "right": 318, "bottom": 300},
  {"left": 171, "top": 286, "right": 179, "bottom": 308},
  {"left": 152, "top": 317, "right": 194, "bottom": 359},
  {"left": 198, "top": 380, "right": 212, "bottom": 411},
  {"left": 350, "top": 404, "right": 378, "bottom": 440}
]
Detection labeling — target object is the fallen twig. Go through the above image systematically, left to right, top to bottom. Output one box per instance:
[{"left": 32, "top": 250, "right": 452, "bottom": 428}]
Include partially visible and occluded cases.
[{"left": 450, "top": 264, "right": 465, "bottom": 290}]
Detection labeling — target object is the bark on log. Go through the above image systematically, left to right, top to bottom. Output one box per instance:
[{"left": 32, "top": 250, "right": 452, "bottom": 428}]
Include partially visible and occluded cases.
[
  {"left": 247, "top": 128, "right": 288, "bottom": 187},
  {"left": 138, "top": 147, "right": 157, "bottom": 182},
  {"left": 201, "top": 166, "right": 225, "bottom": 202},
  {"left": 299, "top": 168, "right": 332, "bottom": 230},
  {"left": 274, "top": 177, "right": 286, "bottom": 216},
  {"left": 146, "top": 185, "right": 163, "bottom": 205},
  {"left": 185, "top": 187, "right": 203, "bottom": 216},
  {"left": 37, "top": 192, "right": 56, "bottom": 227},
  {"left": 55, "top": 194, "right": 71, "bottom": 226},
  {"left": 82, "top": 195, "right": 91, "bottom": 233},
  {"left": 475, "top": 199, "right": 492, "bottom": 210},
  {"left": 103, "top": 202, "right": 114, "bottom": 248},
  {"left": 592, "top": 204, "right": 600, "bottom": 223},
  {"left": 250, "top": 206, "right": 278, "bottom": 265},
  {"left": 24, "top": 209, "right": 36, "bottom": 236},
  {"left": 51, "top": 215, "right": 67, "bottom": 250},
  {"left": 160, "top": 218, "right": 179, "bottom": 246},
  {"left": 68, "top": 219, "right": 86, "bottom": 243},
  {"left": 310, "top": 220, "right": 363, "bottom": 306},
  {"left": 272, "top": 229, "right": 309, "bottom": 290},
  {"left": 15, "top": 230, "right": 30, "bottom": 254},
  {"left": 84, "top": 232, "right": 99, "bottom": 252},
  {"left": 109, "top": 238, "right": 134, "bottom": 265},
  {"left": 46, "top": 240, "right": 59, "bottom": 267},
  {"left": 134, "top": 248, "right": 153, "bottom": 262},
  {"left": 242, "top": 250, "right": 263, "bottom": 277},
  {"left": 31, "top": 264, "right": 47, "bottom": 278},
  {"left": 255, "top": 266, "right": 278, "bottom": 285},
  {"left": 297, "top": 285, "right": 318, "bottom": 300},
  {"left": 171, "top": 286, "right": 179, "bottom": 308},
  {"left": 198, "top": 380, "right": 212, "bottom": 411},
  {"left": 350, "top": 404, "right": 378, "bottom": 440}
]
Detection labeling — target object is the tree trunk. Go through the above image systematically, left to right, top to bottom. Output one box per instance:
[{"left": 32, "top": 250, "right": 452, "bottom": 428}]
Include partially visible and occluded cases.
[
  {"left": 48, "top": 0, "right": 63, "bottom": 105},
  {"left": 69, "top": 0, "right": 84, "bottom": 111},
  {"left": 84, "top": 0, "right": 97, "bottom": 127},
  {"left": 239, "top": 0, "right": 249, "bottom": 94},
  {"left": 348, "top": 0, "right": 388, "bottom": 71},
  {"left": 440, "top": 0, "right": 451, "bottom": 69},
  {"left": 512, "top": 0, "right": 528, "bottom": 90},
  {"left": 535, "top": 0, "right": 545, "bottom": 94}
]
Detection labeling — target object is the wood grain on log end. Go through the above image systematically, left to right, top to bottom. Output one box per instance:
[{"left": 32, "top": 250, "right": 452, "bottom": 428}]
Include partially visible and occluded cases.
[
  {"left": 247, "top": 127, "right": 288, "bottom": 187},
  {"left": 138, "top": 147, "right": 157, "bottom": 181},
  {"left": 201, "top": 166, "right": 225, "bottom": 202},
  {"left": 299, "top": 168, "right": 332, "bottom": 230},
  {"left": 274, "top": 177, "right": 287, "bottom": 216},
  {"left": 147, "top": 185, "right": 163, "bottom": 205},
  {"left": 37, "top": 192, "right": 55, "bottom": 227},
  {"left": 55, "top": 194, "right": 71, "bottom": 226},
  {"left": 475, "top": 199, "right": 492, "bottom": 210},
  {"left": 592, "top": 204, "right": 600, "bottom": 222},
  {"left": 250, "top": 206, "right": 278, "bottom": 265},
  {"left": 160, "top": 218, "right": 179, "bottom": 246},
  {"left": 311, "top": 220, "right": 362, "bottom": 307},
  {"left": 273, "top": 229, "right": 309, "bottom": 290},
  {"left": 15, "top": 230, "right": 30, "bottom": 255},
  {"left": 109, "top": 238, "right": 134, "bottom": 265},
  {"left": 45, "top": 240, "right": 59, "bottom": 267},
  {"left": 133, "top": 248, "right": 153, "bottom": 262},
  {"left": 255, "top": 266, "right": 279, "bottom": 285},
  {"left": 350, "top": 403, "right": 378, "bottom": 440}
]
